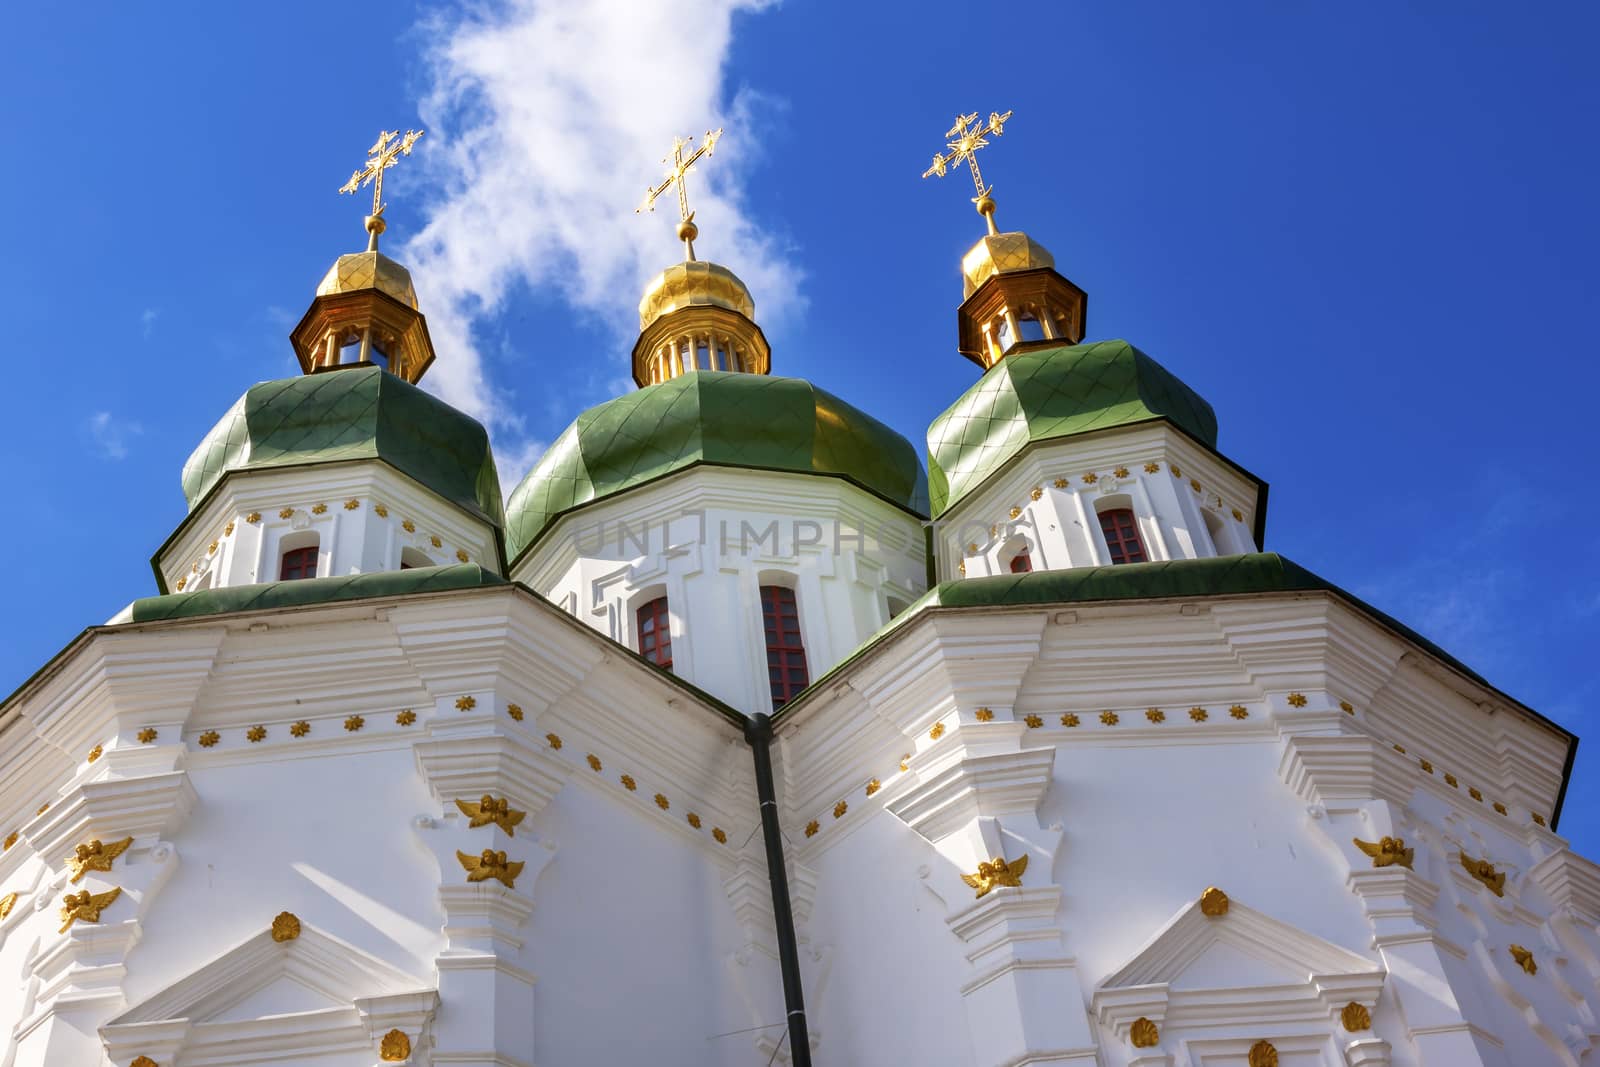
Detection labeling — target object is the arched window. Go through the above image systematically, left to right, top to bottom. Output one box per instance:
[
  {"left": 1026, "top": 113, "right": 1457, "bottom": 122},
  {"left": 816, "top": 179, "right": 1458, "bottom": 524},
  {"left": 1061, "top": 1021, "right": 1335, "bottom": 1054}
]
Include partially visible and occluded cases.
[
  {"left": 1098, "top": 508, "right": 1148, "bottom": 565},
  {"left": 279, "top": 544, "right": 319, "bottom": 581},
  {"left": 1009, "top": 552, "right": 1033, "bottom": 573},
  {"left": 761, "top": 585, "right": 808, "bottom": 708},
  {"left": 636, "top": 596, "right": 673, "bottom": 671}
]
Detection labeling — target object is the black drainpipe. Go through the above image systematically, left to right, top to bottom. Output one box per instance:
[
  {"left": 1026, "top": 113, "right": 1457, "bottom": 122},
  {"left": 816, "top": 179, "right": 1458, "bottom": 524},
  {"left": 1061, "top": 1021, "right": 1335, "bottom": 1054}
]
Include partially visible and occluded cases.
[{"left": 743, "top": 712, "right": 812, "bottom": 1066}]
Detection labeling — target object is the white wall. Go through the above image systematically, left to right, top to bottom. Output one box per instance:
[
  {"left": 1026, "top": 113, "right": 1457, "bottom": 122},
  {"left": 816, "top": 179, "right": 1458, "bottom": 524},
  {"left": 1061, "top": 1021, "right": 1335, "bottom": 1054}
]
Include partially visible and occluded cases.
[
  {"left": 938, "top": 423, "right": 1262, "bottom": 581},
  {"left": 155, "top": 461, "right": 500, "bottom": 595},
  {"left": 516, "top": 467, "right": 928, "bottom": 713}
]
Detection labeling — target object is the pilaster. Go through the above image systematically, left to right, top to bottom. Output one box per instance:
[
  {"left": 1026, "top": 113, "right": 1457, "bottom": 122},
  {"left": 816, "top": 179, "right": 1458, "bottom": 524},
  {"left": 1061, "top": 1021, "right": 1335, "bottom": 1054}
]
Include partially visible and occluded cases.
[
  {"left": 411, "top": 693, "right": 569, "bottom": 1067},
  {"left": 880, "top": 723, "right": 1098, "bottom": 1065},
  {"left": 8, "top": 765, "right": 192, "bottom": 1067}
]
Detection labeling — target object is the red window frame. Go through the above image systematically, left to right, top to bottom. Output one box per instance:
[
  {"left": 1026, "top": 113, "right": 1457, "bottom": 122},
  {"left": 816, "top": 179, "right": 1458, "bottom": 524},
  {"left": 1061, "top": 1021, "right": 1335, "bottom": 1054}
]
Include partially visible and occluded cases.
[
  {"left": 1098, "top": 508, "right": 1148, "bottom": 565},
  {"left": 279, "top": 545, "right": 319, "bottom": 581},
  {"left": 1009, "top": 552, "right": 1033, "bottom": 574},
  {"left": 761, "top": 585, "right": 809, "bottom": 708},
  {"left": 636, "top": 596, "right": 673, "bottom": 671}
]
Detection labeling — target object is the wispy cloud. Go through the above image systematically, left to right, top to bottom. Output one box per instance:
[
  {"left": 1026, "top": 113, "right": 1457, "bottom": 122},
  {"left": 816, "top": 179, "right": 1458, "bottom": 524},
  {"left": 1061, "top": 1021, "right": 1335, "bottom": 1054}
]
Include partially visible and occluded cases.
[
  {"left": 402, "top": 0, "right": 799, "bottom": 488},
  {"left": 140, "top": 308, "right": 159, "bottom": 339},
  {"left": 86, "top": 411, "right": 143, "bottom": 461},
  {"left": 1349, "top": 472, "right": 1596, "bottom": 675}
]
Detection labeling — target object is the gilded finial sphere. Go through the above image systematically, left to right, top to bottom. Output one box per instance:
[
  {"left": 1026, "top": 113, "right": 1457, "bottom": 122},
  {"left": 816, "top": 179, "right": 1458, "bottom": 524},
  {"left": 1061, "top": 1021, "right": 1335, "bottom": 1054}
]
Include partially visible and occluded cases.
[
  {"left": 975, "top": 194, "right": 996, "bottom": 217},
  {"left": 365, "top": 214, "right": 387, "bottom": 237},
  {"left": 676, "top": 219, "right": 699, "bottom": 243}
]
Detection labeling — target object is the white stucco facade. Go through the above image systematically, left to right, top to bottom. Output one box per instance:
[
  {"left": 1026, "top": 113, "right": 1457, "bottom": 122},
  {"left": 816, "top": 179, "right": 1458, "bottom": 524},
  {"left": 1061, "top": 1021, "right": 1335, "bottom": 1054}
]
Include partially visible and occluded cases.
[
  {"left": 1, "top": 218, "right": 1593, "bottom": 1067},
  {"left": 938, "top": 423, "right": 1263, "bottom": 581},
  {"left": 152, "top": 463, "right": 500, "bottom": 599},
  {"left": 515, "top": 466, "right": 928, "bottom": 713},
  {"left": 2, "top": 558, "right": 1592, "bottom": 1066}
]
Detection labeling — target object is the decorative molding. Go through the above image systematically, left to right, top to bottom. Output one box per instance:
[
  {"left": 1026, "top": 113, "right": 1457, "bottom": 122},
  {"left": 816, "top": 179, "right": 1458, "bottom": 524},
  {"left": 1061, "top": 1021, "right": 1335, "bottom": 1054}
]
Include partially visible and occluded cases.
[
  {"left": 882, "top": 747, "right": 1055, "bottom": 845},
  {"left": 1093, "top": 893, "right": 1384, "bottom": 1041},
  {"left": 101, "top": 921, "right": 436, "bottom": 1067}
]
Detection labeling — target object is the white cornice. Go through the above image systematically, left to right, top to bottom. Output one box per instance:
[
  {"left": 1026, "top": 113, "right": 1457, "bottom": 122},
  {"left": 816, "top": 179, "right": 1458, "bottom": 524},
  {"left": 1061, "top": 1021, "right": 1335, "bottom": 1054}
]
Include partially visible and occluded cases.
[
  {"left": 883, "top": 747, "right": 1056, "bottom": 845},
  {"left": 25, "top": 771, "right": 196, "bottom": 865},
  {"left": 1526, "top": 849, "right": 1600, "bottom": 925}
]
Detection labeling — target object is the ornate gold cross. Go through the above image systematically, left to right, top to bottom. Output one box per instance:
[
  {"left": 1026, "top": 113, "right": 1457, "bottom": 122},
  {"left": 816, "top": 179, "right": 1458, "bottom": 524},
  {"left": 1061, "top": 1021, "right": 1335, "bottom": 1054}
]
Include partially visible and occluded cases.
[
  {"left": 922, "top": 109, "right": 1013, "bottom": 224},
  {"left": 339, "top": 128, "right": 425, "bottom": 219},
  {"left": 637, "top": 129, "right": 722, "bottom": 258}
]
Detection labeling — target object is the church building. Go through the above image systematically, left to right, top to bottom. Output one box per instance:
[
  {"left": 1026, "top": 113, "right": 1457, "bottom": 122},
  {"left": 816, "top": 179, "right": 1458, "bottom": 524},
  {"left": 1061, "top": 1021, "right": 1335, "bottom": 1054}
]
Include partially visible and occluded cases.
[{"left": 0, "top": 115, "right": 1594, "bottom": 1067}]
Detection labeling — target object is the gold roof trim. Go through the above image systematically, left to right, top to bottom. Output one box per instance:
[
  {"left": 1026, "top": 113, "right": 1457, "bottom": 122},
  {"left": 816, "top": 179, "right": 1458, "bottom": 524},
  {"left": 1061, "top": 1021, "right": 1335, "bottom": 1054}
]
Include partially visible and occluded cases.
[
  {"left": 961, "top": 231, "right": 1056, "bottom": 299},
  {"left": 316, "top": 251, "right": 420, "bottom": 310},
  {"left": 638, "top": 260, "right": 755, "bottom": 330}
]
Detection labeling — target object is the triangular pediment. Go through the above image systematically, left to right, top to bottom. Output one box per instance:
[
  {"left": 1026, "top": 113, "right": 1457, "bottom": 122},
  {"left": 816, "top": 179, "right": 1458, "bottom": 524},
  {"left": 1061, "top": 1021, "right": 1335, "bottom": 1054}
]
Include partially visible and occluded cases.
[
  {"left": 1092, "top": 892, "right": 1385, "bottom": 1041},
  {"left": 1102, "top": 895, "right": 1380, "bottom": 991},
  {"left": 102, "top": 918, "right": 436, "bottom": 1067},
  {"left": 109, "top": 921, "right": 423, "bottom": 1025}
]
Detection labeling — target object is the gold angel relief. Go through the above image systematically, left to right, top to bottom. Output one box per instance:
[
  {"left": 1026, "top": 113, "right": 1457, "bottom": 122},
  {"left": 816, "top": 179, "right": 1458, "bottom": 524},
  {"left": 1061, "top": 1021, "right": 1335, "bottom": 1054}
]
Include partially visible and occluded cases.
[
  {"left": 454, "top": 795, "right": 525, "bottom": 836},
  {"left": 68, "top": 836, "right": 133, "bottom": 883},
  {"left": 1352, "top": 836, "right": 1413, "bottom": 869},
  {"left": 457, "top": 848, "right": 523, "bottom": 889},
  {"left": 1459, "top": 851, "right": 1506, "bottom": 897},
  {"left": 961, "top": 854, "right": 1028, "bottom": 899},
  {"left": 59, "top": 886, "right": 121, "bottom": 933},
  {"left": 1509, "top": 944, "right": 1537, "bottom": 975}
]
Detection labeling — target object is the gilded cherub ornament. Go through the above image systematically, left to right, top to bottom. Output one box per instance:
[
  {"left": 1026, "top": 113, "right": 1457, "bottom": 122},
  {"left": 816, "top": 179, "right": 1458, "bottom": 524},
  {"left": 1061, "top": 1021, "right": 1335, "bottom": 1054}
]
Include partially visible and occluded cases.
[
  {"left": 454, "top": 795, "right": 525, "bottom": 836},
  {"left": 67, "top": 836, "right": 133, "bottom": 883},
  {"left": 1353, "top": 836, "right": 1414, "bottom": 869},
  {"left": 457, "top": 848, "right": 523, "bottom": 889},
  {"left": 1459, "top": 851, "right": 1506, "bottom": 897},
  {"left": 961, "top": 854, "right": 1029, "bottom": 898},
  {"left": 59, "top": 886, "right": 121, "bottom": 933},
  {"left": 0, "top": 891, "right": 17, "bottom": 921},
  {"left": 1509, "top": 944, "right": 1537, "bottom": 975}
]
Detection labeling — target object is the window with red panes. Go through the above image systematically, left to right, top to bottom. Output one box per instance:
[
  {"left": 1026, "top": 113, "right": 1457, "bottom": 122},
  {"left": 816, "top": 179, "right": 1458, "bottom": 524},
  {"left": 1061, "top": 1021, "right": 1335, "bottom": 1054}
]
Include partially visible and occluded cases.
[
  {"left": 1098, "top": 508, "right": 1147, "bottom": 565},
  {"left": 279, "top": 545, "right": 319, "bottom": 581},
  {"left": 1009, "top": 552, "right": 1033, "bottom": 573},
  {"left": 761, "top": 585, "right": 809, "bottom": 708},
  {"left": 636, "top": 596, "right": 673, "bottom": 671}
]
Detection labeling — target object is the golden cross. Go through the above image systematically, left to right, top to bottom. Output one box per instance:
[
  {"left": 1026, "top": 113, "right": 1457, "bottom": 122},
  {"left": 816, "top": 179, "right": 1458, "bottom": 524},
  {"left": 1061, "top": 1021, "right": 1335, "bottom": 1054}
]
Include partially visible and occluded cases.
[
  {"left": 922, "top": 110, "right": 1013, "bottom": 227},
  {"left": 339, "top": 128, "right": 425, "bottom": 219},
  {"left": 637, "top": 129, "right": 722, "bottom": 258}
]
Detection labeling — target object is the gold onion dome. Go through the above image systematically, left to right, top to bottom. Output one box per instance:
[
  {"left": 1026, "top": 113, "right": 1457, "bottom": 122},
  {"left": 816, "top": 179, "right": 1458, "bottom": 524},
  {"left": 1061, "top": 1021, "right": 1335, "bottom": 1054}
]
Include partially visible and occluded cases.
[
  {"left": 289, "top": 128, "right": 436, "bottom": 384},
  {"left": 629, "top": 128, "right": 771, "bottom": 386},
  {"left": 291, "top": 218, "right": 437, "bottom": 385},
  {"left": 961, "top": 230, "right": 1056, "bottom": 300},
  {"left": 316, "top": 247, "right": 419, "bottom": 310},
  {"left": 631, "top": 257, "right": 771, "bottom": 386},
  {"left": 638, "top": 260, "right": 756, "bottom": 329}
]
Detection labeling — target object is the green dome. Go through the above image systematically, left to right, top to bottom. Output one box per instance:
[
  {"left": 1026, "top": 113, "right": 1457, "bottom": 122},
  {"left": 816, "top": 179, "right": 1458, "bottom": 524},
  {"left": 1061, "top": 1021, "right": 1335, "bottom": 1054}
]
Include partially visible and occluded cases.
[
  {"left": 927, "top": 339, "right": 1216, "bottom": 516},
  {"left": 182, "top": 366, "right": 503, "bottom": 524},
  {"left": 505, "top": 371, "right": 928, "bottom": 561}
]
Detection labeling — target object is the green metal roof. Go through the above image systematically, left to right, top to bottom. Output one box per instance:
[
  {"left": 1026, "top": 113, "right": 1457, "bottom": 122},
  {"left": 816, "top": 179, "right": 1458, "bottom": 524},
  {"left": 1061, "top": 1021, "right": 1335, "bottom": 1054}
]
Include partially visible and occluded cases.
[
  {"left": 926, "top": 339, "right": 1217, "bottom": 516},
  {"left": 181, "top": 367, "right": 503, "bottom": 524},
  {"left": 504, "top": 371, "right": 930, "bottom": 562},
  {"left": 793, "top": 553, "right": 1507, "bottom": 711},
  {"left": 129, "top": 563, "right": 505, "bottom": 623}
]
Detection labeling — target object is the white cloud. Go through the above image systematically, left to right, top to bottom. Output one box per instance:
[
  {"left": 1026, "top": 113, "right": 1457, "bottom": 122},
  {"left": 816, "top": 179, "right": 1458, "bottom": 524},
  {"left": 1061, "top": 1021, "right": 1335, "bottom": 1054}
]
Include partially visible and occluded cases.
[
  {"left": 402, "top": 0, "right": 799, "bottom": 490},
  {"left": 140, "top": 308, "right": 159, "bottom": 339},
  {"left": 86, "top": 411, "right": 143, "bottom": 461}
]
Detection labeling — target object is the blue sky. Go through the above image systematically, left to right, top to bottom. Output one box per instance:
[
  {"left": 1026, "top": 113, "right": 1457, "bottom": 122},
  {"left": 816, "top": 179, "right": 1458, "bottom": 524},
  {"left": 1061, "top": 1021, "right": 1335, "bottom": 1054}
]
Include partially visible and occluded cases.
[{"left": 1, "top": 1, "right": 1594, "bottom": 843}]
